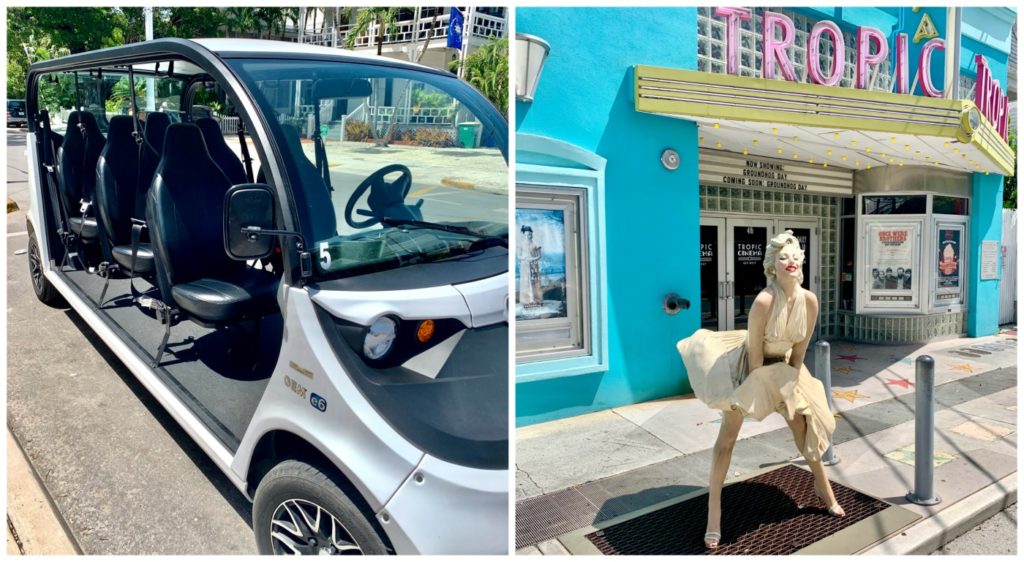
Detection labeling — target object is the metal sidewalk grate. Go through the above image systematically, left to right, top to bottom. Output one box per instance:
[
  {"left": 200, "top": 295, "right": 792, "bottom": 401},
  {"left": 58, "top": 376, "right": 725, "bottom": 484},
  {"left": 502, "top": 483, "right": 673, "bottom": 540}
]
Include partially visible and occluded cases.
[
  {"left": 585, "top": 464, "right": 889, "bottom": 555},
  {"left": 516, "top": 488, "right": 600, "bottom": 550}
]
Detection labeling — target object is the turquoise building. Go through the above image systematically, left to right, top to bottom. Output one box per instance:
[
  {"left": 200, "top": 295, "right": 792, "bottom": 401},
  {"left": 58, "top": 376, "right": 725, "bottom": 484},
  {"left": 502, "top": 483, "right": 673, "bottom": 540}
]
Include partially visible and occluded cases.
[{"left": 515, "top": 7, "right": 1016, "bottom": 426}]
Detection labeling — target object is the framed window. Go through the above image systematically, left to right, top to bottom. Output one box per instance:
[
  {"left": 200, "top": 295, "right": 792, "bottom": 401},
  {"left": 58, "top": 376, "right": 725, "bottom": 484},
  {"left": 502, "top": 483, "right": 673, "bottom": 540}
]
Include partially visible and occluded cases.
[
  {"left": 515, "top": 134, "right": 608, "bottom": 381},
  {"left": 516, "top": 186, "right": 589, "bottom": 360}
]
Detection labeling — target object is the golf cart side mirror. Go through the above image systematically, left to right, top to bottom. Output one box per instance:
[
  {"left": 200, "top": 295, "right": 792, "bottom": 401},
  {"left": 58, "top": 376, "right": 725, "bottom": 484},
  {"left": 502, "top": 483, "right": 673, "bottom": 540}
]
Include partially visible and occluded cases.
[{"left": 224, "top": 184, "right": 277, "bottom": 260}]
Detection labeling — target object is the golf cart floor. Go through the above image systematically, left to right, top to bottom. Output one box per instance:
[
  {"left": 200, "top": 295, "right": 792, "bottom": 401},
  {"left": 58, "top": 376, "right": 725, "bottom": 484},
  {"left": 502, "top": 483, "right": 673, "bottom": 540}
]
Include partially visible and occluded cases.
[{"left": 62, "top": 265, "right": 280, "bottom": 452}]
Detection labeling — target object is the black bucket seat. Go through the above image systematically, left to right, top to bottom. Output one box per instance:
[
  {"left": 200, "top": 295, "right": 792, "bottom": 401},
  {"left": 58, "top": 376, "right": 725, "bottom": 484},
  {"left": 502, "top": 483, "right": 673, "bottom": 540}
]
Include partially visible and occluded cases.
[
  {"left": 57, "top": 111, "right": 103, "bottom": 241},
  {"left": 94, "top": 116, "right": 155, "bottom": 277},
  {"left": 196, "top": 117, "right": 247, "bottom": 186},
  {"left": 146, "top": 123, "right": 279, "bottom": 362},
  {"left": 278, "top": 123, "right": 337, "bottom": 244}
]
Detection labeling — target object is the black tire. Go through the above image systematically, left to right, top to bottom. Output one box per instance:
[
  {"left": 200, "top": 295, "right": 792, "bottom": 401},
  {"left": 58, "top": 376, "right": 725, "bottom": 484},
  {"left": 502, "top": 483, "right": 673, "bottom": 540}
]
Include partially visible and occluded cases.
[
  {"left": 27, "top": 230, "right": 65, "bottom": 307},
  {"left": 253, "top": 460, "right": 389, "bottom": 555}
]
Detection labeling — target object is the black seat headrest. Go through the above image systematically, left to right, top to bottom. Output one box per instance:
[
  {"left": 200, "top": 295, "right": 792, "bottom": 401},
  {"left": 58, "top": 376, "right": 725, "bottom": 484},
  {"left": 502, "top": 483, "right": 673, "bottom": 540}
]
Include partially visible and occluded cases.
[
  {"left": 78, "top": 111, "right": 104, "bottom": 140},
  {"left": 61, "top": 112, "right": 82, "bottom": 148},
  {"left": 145, "top": 112, "right": 171, "bottom": 155},
  {"left": 104, "top": 115, "right": 135, "bottom": 148},
  {"left": 162, "top": 123, "right": 215, "bottom": 165}
]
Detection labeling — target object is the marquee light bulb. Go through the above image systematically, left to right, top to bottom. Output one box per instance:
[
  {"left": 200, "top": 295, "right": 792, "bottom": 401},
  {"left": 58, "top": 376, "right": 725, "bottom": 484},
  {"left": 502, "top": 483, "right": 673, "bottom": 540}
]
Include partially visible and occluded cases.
[
  {"left": 714, "top": 122, "right": 720, "bottom": 128},
  {"left": 772, "top": 127, "right": 778, "bottom": 134},
  {"left": 834, "top": 132, "right": 840, "bottom": 139},
  {"left": 699, "top": 136, "right": 704, "bottom": 143},
  {"left": 890, "top": 137, "right": 897, "bottom": 143},
  {"left": 752, "top": 139, "right": 759, "bottom": 145},
  {"left": 716, "top": 141, "right": 722, "bottom": 148},
  {"left": 944, "top": 142, "right": 950, "bottom": 147},
  {"left": 904, "top": 144, "right": 910, "bottom": 150},
  {"left": 866, "top": 147, "right": 872, "bottom": 153},
  {"left": 743, "top": 148, "right": 749, "bottom": 155},
  {"left": 777, "top": 148, "right": 783, "bottom": 154},
  {"left": 953, "top": 148, "right": 959, "bottom": 153},
  {"left": 826, "top": 149, "right": 833, "bottom": 156},
  {"left": 793, "top": 153, "right": 799, "bottom": 159},
  {"left": 841, "top": 155, "right": 848, "bottom": 161},
  {"left": 866, "top": 164, "right": 872, "bottom": 169}
]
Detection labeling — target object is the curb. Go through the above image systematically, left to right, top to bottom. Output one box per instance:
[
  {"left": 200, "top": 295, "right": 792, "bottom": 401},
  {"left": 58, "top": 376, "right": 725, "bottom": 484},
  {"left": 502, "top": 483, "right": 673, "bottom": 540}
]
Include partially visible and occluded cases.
[
  {"left": 6, "top": 430, "right": 82, "bottom": 555},
  {"left": 859, "top": 472, "right": 1017, "bottom": 555}
]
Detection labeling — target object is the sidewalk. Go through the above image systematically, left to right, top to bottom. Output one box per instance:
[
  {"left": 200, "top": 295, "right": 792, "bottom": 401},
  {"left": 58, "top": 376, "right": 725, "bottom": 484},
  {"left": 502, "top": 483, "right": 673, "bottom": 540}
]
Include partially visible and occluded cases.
[
  {"left": 515, "top": 329, "right": 1018, "bottom": 555},
  {"left": 6, "top": 431, "right": 79, "bottom": 555}
]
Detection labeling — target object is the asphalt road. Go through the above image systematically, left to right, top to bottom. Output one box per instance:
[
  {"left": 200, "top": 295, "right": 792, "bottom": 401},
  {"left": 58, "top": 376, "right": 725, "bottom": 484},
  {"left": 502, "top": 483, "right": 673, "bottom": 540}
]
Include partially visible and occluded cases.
[{"left": 6, "top": 128, "right": 258, "bottom": 554}]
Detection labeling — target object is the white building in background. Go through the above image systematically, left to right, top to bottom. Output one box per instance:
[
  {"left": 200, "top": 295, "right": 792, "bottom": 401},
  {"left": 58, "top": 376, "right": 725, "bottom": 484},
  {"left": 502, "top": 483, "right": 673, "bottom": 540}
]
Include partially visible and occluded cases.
[{"left": 292, "top": 7, "right": 507, "bottom": 72}]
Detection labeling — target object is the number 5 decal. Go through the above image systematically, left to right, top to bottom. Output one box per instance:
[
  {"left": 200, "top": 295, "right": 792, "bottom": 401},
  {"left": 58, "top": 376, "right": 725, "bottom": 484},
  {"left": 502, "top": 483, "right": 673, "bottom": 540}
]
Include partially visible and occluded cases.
[{"left": 319, "top": 241, "right": 331, "bottom": 269}]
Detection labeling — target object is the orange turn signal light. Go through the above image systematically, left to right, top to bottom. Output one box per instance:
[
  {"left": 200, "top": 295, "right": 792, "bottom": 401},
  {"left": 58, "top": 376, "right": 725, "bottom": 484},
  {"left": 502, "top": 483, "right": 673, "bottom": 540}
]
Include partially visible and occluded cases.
[{"left": 416, "top": 320, "right": 435, "bottom": 343}]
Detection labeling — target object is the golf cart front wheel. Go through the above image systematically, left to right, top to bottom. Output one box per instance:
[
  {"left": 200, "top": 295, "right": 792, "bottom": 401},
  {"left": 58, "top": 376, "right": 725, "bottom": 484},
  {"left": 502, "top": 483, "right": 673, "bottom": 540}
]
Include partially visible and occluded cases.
[{"left": 253, "top": 460, "right": 389, "bottom": 555}]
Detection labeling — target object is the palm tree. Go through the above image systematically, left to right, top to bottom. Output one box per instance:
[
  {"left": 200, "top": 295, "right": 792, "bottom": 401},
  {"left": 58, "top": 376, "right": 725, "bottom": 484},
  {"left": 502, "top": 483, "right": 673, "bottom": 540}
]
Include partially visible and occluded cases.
[
  {"left": 343, "top": 7, "right": 399, "bottom": 56},
  {"left": 456, "top": 36, "right": 508, "bottom": 113}
]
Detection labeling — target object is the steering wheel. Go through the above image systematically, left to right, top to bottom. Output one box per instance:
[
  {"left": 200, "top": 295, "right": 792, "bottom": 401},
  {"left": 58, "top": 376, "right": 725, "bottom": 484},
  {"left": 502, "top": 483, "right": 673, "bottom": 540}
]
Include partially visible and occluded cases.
[{"left": 344, "top": 164, "right": 414, "bottom": 229}]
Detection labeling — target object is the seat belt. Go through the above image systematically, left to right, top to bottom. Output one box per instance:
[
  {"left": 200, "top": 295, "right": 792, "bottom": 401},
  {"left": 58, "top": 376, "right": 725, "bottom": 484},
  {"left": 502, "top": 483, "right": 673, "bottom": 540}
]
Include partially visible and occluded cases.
[
  {"left": 126, "top": 65, "right": 148, "bottom": 297},
  {"left": 312, "top": 103, "right": 333, "bottom": 191},
  {"left": 38, "top": 111, "right": 74, "bottom": 261},
  {"left": 237, "top": 119, "right": 254, "bottom": 183}
]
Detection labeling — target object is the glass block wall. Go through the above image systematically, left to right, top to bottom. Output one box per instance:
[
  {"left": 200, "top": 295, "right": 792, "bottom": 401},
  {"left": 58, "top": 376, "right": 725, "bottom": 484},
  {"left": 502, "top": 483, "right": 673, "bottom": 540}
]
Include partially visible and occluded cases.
[
  {"left": 697, "top": 7, "right": 894, "bottom": 92},
  {"left": 699, "top": 185, "right": 841, "bottom": 337}
]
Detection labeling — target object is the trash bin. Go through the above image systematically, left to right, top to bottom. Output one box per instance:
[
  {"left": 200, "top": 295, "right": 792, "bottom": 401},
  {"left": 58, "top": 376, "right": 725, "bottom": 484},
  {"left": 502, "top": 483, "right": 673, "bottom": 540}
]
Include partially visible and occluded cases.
[{"left": 458, "top": 122, "right": 481, "bottom": 148}]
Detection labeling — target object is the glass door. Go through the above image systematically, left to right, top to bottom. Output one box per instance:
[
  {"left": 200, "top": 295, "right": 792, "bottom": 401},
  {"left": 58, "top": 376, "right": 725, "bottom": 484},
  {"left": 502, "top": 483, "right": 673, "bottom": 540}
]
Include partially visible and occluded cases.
[
  {"left": 699, "top": 218, "right": 727, "bottom": 330},
  {"left": 726, "top": 220, "right": 774, "bottom": 330}
]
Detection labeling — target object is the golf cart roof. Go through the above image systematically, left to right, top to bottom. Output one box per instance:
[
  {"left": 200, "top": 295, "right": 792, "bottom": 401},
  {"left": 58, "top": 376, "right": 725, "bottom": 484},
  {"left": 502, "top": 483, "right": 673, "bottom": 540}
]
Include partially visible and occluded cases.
[{"left": 27, "top": 37, "right": 447, "bottom": 78}]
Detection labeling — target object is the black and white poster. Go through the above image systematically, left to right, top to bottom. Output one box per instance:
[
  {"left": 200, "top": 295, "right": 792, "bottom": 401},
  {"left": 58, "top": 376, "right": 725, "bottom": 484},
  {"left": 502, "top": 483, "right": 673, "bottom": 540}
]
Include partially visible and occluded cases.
[{"left": 866, "top": 223, "right": 917, "bottom": 304}]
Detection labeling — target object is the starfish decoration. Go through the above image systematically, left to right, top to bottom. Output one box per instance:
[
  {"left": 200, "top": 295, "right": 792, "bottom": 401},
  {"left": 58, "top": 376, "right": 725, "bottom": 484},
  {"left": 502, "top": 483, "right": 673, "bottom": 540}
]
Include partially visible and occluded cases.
[
  {"left": 837, "top": 354, "right": 862, "bottom": 362},
  {"left": 950, "top": 363, "right": 975, "bottom": 373},
  {"left": 833, "top": 365, "right": 855, "bottom": 374},
  {"left": 886, "top": 378, "right": 914, "bottom": 389},
  {"left": 833, "top": 389, "right": 866, "bottom": 403}
]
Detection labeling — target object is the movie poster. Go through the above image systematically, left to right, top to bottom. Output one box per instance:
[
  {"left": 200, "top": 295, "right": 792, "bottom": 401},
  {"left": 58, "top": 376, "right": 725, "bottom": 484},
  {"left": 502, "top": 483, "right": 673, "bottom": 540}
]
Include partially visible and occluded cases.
[
  {"left": 515, "top": 208, "right": 568, "bottom": 321},
  {"left": 867, "top": 224, "right": 916, "bottom": 303},
  {"left": 936, "top": 227, "right": 962, "bottom": 302}
]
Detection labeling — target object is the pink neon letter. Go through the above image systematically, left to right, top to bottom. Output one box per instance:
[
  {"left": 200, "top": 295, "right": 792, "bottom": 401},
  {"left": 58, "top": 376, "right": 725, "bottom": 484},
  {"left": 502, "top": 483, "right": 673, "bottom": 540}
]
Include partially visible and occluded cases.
[
  {"left": 714, "top": 7, "right": 751, "bottom": 76},
  {"left": 762, "top": 11, "right": 797, "bottom": 81},
  {"left": 808, "top": 20, "right": 845, "bottom": 86},
  {"left": 855, "top": 26, "right": 888, "bottom": 89},
  {"left": 894, "top": 33, "right": 909, "bottom": 94},
  {"left": 918, "top": 38, "right": 945, "bottom": 97},
  {"left": 975, "top": 55, "right": 990, "bottom": 116}
]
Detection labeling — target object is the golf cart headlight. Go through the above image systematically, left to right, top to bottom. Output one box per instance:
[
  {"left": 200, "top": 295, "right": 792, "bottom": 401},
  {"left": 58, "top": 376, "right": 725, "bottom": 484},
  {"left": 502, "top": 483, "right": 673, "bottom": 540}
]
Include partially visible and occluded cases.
[{"left": 364, "top": 316, "right": 398, "bottom": 360}]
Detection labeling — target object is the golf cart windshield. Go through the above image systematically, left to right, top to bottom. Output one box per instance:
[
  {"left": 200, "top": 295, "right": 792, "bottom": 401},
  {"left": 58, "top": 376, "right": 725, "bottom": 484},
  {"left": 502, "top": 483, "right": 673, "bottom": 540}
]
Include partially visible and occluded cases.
[{"left": 226, "top": 58, "right": 508, "bottom": 281}]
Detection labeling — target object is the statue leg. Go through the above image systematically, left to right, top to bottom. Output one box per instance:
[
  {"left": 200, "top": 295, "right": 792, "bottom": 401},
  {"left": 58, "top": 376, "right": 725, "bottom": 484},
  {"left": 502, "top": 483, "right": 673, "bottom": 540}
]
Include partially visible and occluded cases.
[{"left": 707, "top": 408, "right": 744, "bottom": 547}]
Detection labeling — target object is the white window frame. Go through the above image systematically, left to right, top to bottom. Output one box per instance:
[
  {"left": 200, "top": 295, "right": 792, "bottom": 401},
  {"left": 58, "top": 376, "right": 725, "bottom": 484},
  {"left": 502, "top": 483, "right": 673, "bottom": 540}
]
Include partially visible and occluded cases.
[{"left": 515, "top": 134, "right": 608, "bottom": 382}]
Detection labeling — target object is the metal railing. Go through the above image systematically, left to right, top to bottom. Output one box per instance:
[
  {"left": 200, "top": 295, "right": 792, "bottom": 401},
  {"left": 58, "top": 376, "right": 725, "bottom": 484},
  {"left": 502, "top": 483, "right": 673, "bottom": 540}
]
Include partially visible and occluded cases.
[{"left": 298, "top": 11, "right": 505, "bottom": 49}]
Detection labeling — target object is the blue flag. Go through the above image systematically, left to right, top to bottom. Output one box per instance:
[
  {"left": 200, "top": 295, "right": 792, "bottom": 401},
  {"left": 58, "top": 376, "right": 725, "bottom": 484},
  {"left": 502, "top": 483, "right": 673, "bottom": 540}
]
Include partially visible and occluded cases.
[{"left": 447, "top": 8, "right": 464, "bottom": 49}]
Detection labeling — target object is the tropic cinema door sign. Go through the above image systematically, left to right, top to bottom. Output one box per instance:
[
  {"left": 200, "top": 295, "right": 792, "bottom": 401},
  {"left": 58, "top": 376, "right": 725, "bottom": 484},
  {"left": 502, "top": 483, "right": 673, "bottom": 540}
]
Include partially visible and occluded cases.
[{"left": 712, "top": 7, "right": 1010, "bottom": 140}]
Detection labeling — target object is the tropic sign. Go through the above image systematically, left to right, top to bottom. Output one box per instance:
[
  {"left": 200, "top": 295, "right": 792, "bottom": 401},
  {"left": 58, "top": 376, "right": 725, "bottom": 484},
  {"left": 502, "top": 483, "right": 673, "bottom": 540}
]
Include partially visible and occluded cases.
[{"left": 712, "top": 7, "right": 1009, "bottom": 140}]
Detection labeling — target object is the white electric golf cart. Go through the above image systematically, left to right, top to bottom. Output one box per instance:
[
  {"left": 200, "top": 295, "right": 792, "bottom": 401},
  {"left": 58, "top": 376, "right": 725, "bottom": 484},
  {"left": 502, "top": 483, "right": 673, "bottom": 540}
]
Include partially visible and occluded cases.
[{"left": 23, "top": 38, "right": 508, "bottom": 555}]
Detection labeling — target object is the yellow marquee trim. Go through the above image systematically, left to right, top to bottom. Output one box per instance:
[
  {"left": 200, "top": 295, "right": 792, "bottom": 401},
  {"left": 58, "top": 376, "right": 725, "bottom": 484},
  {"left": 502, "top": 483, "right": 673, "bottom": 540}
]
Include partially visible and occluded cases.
[{"left": 634, "top": 65, "right": 1015, "bottom": 176}]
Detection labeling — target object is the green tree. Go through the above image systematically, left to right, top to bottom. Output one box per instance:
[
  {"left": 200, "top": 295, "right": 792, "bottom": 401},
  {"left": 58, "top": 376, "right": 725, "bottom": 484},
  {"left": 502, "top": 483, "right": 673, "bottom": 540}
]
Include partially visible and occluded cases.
[
  {"left": 343, "top": 7, "right": 399, "bottom": 56},
  {"left": 452, "top": 36, "right": 509, "bottom": 113}
]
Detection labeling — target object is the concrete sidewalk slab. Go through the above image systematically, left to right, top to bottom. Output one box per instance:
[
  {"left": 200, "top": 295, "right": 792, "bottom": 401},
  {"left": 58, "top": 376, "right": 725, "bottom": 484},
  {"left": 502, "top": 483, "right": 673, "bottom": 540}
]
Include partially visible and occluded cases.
[
  {"left": 515, "top": 333, "right": 1017, "bottom": 554},
  {"left": 6, "top": 431, "right": 79, "bottom": 555}
]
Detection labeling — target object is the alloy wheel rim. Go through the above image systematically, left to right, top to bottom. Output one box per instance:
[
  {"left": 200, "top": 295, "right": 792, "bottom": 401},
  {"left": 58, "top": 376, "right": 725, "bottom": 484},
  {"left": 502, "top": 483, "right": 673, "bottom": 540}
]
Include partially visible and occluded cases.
[
  {"left": 28, "top": 238, "right": 44, "bottom": 293},
  {"left": 269, "top": 498, "right": 364, "bottom": 555}
]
